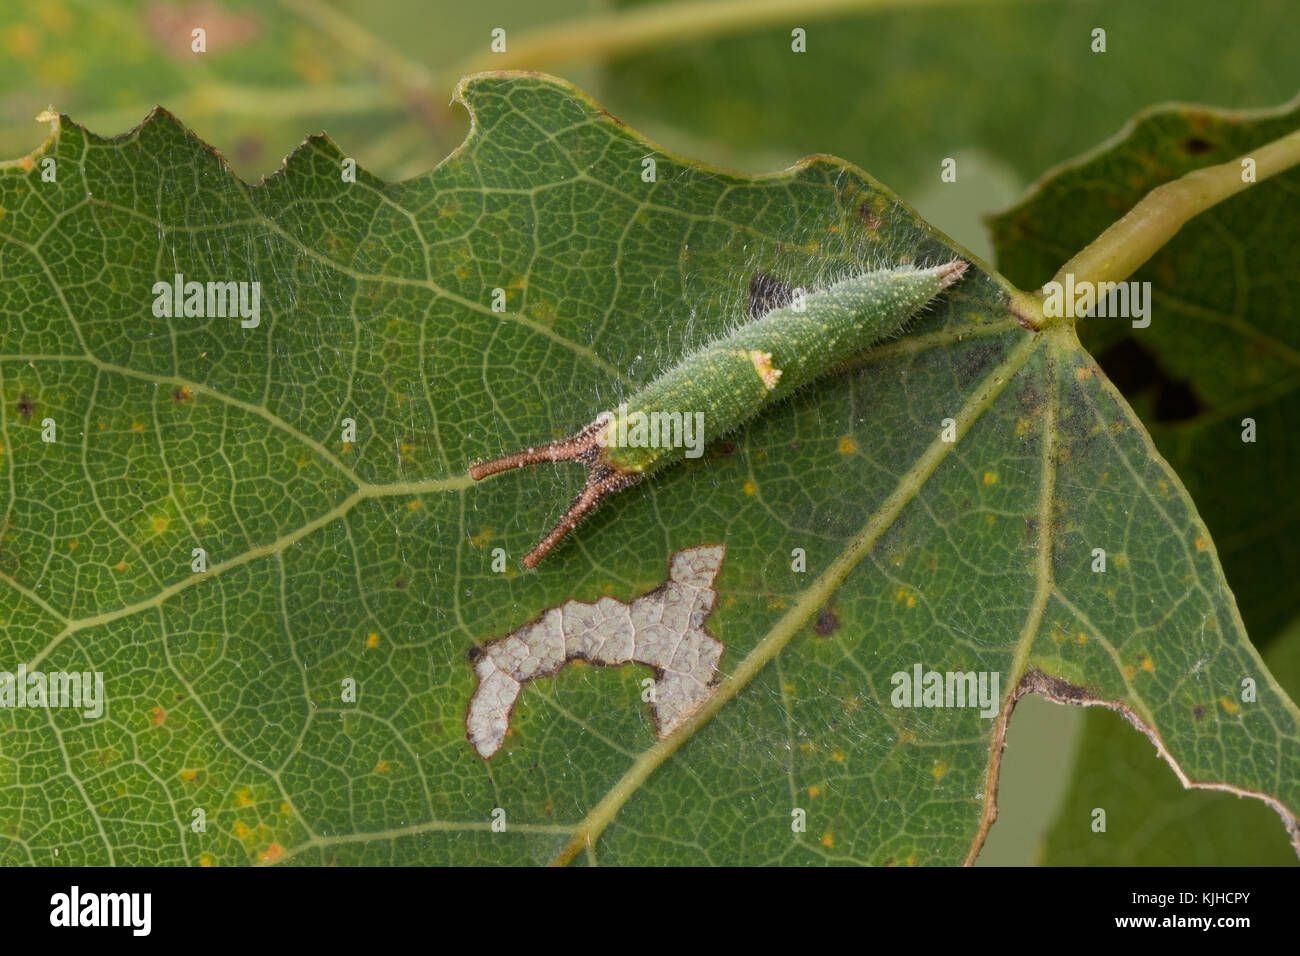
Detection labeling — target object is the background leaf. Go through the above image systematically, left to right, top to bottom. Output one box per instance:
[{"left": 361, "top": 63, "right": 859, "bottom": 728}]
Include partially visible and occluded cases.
[
  {"left": 601, "top": 0, "right": 1300, "bottom": 224},
  {"left": 990, "top": 97, "right": 1300, "bottom": 865},
  {"left": 1038, "top": 614, "right": 1300, "bottom": 865}
]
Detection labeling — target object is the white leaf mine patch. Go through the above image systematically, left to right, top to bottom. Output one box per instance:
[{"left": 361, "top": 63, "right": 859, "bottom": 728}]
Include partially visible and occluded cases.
[{"left": 466, "top": 545, "right": 726, "bottom": 758}]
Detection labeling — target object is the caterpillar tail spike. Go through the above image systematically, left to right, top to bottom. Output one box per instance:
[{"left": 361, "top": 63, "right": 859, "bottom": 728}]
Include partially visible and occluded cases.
[
  {"left": 471, "top": 259, "right": 969, "bottom": 568},
  {"left": 469, "top": 413, "right": 642, "bottom": 569}
]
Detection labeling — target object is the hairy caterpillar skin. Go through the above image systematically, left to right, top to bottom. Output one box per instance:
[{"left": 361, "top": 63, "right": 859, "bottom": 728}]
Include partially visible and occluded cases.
[{"left": 472, "top": 259, "right": 967, "bottom": 567}]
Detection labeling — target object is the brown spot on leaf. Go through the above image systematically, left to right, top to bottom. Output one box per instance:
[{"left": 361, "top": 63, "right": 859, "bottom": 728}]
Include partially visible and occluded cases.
[
  {"left": 1181, "top": 136, "right": 1214, "bottom": 155},
  {"left": 858, "top": 202, "right": 881, "bottom": 231},
  {"left": 748, "top": 272, "right": 793, "bottom": 318},
  {"left": 16, "top": 394, "right": 34, "bottom": 420},
  {"left": 814, "top": 607, "right": 840, "bottom": 636},
  {"left": 1018, "top": 667, "right": 1089, "bottom": 703},
  {"left": 1193, "top": 704, "right": 1205, "bottom": 720}
]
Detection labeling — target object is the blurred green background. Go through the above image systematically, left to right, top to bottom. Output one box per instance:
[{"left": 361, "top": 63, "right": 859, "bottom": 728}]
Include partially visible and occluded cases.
[{"left": 3, "top": 0, "right": 1296, "bottom": 865}]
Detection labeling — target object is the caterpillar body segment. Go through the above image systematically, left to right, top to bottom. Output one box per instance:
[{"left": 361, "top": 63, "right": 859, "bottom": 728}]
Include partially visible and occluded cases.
[{"left": 471, "top": 259, "right": 968, "bottom": 567}]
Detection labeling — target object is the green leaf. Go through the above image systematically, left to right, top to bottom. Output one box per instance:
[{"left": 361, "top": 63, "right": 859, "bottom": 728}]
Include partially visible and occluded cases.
[
  {"left": 601, "top": 0, "right": 1300, "bottom": 200},
  {"left": 1, "top": 73, "right": 1295, "bottom": 865},
  {"left": 989, "top": 96, "right": 1300, "bottom": 864},
  {"left": 991, "top": 97, "right": 1300, "bottom": 647},
  {"left": 1039, "top": 614, "right": 1300, "bottom": 865}
]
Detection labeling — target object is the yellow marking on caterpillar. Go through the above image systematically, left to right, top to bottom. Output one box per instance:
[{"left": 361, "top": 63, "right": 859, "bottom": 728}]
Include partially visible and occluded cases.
[{"left": 747, "top": 350, "right": 782, "bottom": 390}]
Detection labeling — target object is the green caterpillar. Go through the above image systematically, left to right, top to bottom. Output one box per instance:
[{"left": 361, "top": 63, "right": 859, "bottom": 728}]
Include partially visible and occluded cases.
[{"left": 471, "top": 259, "right": 967, "bottom": 567}]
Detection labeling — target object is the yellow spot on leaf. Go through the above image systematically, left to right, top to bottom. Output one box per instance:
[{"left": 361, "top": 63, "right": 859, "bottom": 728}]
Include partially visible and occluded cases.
[
  {"left": 131, "top": 422, "right": 145, "bottom": 434},
  {"left": 837, "top": 436, "right": 858, "bottom": 455},
  {"left": 983, "top": 471, "right": 998, "bottom": 485},
  {"left": 742, "top": 480, "right": 757, "bottom": 496},
  {"left": 407, "top": 499, "right": 422, "bottom": 511},
  {"left": 151, "top": 516, "right": 169, "bottom": 534},
  {"left": 469, "top": 530, "right": 494, "bottom": 548},
  {"left": 1195, "top": 537, "right": 1206, "bottom": 552},
  {"left": 67, "top": 540, "right": 77, "bottom": 551},
  {"left": 113, "top": 560, "right": 127, "bottom": 572},
  {"left": 366, "top": 631, "right": 380, "bottom": 648},
  {"left": 1076, "top": 632, "right": 1088, "bottom": 645},
  {"left": 1141, "top": 656, "right": 1154, "bottom": 673},
  {"left": 1124, "top": 665, "right": 1137, "bottom": 680},
  {"left": 1220, "top": 696, "right": 1239, "bottom": 714},
  {"left": 151, "top": 706, "right": 166, "bottom": 726},
  {"left": 831, "top": 749, "right": 845, "bottom": 763},
  {"left": 374, "top": 760, "right": 390, "bottom": 774},
  {"left": 931, "top": 761, "right": 948, "bottom": 781},
  {"left": 179, "top": 769, "right": 198, "bottom": 783},
  {"left": 808, "top": 785, "right": 821, "bottom": 799},
  {"left": 237, "top": 789, "right": 254, "bottom": 807},
  {"left": 234, "top": 821, "right": 250, "bottom": 837},
  {"left": 821, "top": 832, "right": 834, "bottom": 848},
  {"left": 261, "top": 843, "right": 283, "bottom": 862},
  {"left": 199, "top": 854, "right": 213, "bottom": 867}
]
